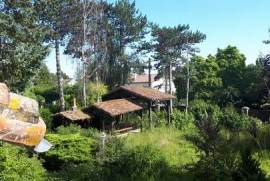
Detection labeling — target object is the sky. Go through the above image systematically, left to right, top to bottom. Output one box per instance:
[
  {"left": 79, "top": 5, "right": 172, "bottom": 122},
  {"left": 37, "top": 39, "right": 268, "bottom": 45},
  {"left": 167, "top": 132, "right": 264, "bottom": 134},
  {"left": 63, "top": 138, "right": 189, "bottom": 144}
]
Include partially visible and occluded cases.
[{"left": 45, "top": 0, "right": 270, "bottom": 78}]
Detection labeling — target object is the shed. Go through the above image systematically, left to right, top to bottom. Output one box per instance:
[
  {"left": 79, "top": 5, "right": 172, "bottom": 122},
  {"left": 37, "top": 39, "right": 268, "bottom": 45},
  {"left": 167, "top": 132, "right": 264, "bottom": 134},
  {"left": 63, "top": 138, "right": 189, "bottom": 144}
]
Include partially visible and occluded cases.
[
  {"left": 88, "top": 99, "right": 143, "bottom": 131},
  {"left": 53, "top": 110, "right": 91, "bottom": 128}
]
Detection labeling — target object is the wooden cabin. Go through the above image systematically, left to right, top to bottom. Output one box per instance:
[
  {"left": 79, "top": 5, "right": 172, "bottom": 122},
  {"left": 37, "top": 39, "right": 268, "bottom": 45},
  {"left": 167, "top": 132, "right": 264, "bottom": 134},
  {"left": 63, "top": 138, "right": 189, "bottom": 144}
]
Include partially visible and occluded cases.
[
  {"left": 102, "top": 86, "right": 176, "bottom": 126},
  {"left": 84, "top": 99, "right": 143, "bottom": 132}
]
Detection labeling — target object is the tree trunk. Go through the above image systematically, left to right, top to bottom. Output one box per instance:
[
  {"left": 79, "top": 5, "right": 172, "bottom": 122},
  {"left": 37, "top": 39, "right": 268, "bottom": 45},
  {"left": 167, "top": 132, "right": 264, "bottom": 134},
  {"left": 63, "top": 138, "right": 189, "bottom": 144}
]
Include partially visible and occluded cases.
[
  {"left": 55, "top": 39, "right": 65, "bottom": 111},
  {"left": 186, "top": 52, "right": 190, "bottom": 114},
  {"left": 148, "top": 58, "right": 152, "bottom": 87},
  {"left": 82, "top": 61, "right": 87, "bottom": 107},
  {"left": 169, "top": 62, "right": 173, "bottom": 120},
  {"left": 164, "top": 67, "right": 168, "bottom": 93}
]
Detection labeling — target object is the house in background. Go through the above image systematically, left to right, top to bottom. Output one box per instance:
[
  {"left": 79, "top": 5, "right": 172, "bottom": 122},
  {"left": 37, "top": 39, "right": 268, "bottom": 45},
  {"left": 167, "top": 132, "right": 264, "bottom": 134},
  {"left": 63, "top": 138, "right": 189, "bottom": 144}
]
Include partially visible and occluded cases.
[{"left": 128, "top": 73, "right": 176, "bottom": 93}]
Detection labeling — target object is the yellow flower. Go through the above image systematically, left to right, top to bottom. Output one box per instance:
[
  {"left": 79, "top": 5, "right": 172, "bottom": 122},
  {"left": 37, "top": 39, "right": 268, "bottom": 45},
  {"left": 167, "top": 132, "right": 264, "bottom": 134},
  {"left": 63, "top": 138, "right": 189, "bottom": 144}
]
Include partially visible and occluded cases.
[{"left": 9, "top": 98, "right": 20, "bottom": 110}]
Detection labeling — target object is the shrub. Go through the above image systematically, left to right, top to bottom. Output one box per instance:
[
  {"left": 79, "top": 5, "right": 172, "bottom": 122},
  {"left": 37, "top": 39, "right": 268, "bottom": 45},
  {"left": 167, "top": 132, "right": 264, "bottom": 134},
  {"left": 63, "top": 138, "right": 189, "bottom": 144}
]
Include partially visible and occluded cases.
[
  {"left": 87, "top": 82, "right": 108, "bottom": 105},
  {"left": 220, "top": 106, "right": 259, "bottom": 132},
  {"left": 40, "top": 108, "right": 53, "bottom": 131},
  {"left": 172, "top": 109, "right": 194, "bottom": 129},
  {"left": 152, "top": 110, "right": 167, "bottom": 126},
  {"left": 56, "top": 124, "right": 82, "bottom": 135},
  {"left": 56, "top": 125, "right": 100, "bottom": 139},
  {"left": 41, "top": 133, "right": 96, "bottom": 171},
  {"left": 101, "top": 143, "right": 170, "bottom": 181},
  {"left": 0, "top": 144, "right": 46, "bottom": 181},
  {"left": 236, "top": 149, "right": 266, "bottom": 181},
  {"left": 48, "top": 162, "right": 100, "bottom": 181}
]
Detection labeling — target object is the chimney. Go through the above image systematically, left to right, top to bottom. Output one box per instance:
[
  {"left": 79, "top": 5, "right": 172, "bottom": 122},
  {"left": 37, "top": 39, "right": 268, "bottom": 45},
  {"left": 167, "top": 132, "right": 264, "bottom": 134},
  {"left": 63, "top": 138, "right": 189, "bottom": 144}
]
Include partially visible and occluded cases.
[{"left": 72, "top": 98, "right": 77, "bottom": 111}]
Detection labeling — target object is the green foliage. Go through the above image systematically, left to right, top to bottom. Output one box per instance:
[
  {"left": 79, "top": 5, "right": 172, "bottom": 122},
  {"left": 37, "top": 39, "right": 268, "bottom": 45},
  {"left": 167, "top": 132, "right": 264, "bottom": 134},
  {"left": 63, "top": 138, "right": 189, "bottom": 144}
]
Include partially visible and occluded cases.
[
  {"left": 0, "top": 0, "right": 48, "bottom": 91},
  {"left": 152, "top": 24, "right": 206, "bottom": 90},
  {"left": 175, "top": 45, "right": 267, "bottom": 108},
  {"left": 241, "top": 64, "right": 266, "bottom": 107},
  {"left": 87, "top": 81, "right": 108, "bottom": 105},
  {"left": 187, "top": 100, "right": 267, "bottom": 180},
  {"left": 220, "top": 106, "right": 252, "bottom": 131},
  {"left": 40, "top": 108, "right": 53, "bottom": 131},
  {"left": 172, "top": 109, "right": 194, "bottom": 129},
  {"left": 152, "top": 110, "right": 167, "bottom": 126},
  {"left": 56, "top": 124, "right": 100, "bottom": 138},
  {"left": 125, "top": 127, "right": 199, "bottom": 167},
  {"left": 42, "top": 133, "right": 96, "bottom": 170},
  {"left": 102, "top": 143, "right": 171, "bottom": 180},
  {"left": 0, "top": 144, "right": 46, "bottom": 181},
  {"left": 237, "top": 149, "right": 266, "bottom": 181},
  {"left": 254, "top": 151, "right": 270, "bottom": 178},
  {"left": 48, "top": 162, "right": 99, "bottom": 181}
]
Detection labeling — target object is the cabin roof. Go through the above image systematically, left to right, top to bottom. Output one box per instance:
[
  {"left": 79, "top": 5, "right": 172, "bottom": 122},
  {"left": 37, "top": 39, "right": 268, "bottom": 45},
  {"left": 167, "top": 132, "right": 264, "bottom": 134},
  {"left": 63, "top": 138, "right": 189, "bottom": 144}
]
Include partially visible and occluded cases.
[
  {"left": 103, "top": 86, "right": 176, "bottom": 101},
  {"left": 93, "top": 99, "right": 142, "bottom": 117},
  {"left": 54, "top": 110, "right": 91, "bottom": 121}
]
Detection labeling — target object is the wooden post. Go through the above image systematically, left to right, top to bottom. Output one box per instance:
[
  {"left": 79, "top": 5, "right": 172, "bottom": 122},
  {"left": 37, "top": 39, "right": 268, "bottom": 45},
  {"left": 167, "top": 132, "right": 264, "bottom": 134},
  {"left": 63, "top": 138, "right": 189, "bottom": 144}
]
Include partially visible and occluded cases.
[
  {"left": 167, "top": 100, "right": 171, "bottom": 125},
  {"left": 148, "top": 101, "right": 152, "bottom": 128},
  {"left": 140, "top": 110, "right": 143, "bottom": 131},
  {"left": 140, "top": 110, "right": 143, "bottom": 120}
]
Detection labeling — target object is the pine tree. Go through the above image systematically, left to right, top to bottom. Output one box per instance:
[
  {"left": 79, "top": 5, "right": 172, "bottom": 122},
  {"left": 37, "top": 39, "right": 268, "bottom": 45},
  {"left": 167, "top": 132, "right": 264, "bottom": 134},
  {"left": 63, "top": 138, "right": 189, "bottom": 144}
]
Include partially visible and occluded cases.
[
  {"left": 0, "top": 0, "right": 48, "bottom": 92},
  {"left": 35, "top": 0, "right": 76, "bottom": 110}
]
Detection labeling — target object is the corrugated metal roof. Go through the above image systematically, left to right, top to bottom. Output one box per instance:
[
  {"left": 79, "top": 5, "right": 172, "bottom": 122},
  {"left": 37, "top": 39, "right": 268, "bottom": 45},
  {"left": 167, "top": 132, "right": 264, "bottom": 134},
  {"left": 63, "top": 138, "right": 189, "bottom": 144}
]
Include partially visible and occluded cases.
[{"left": 93, "top": 99, "right": 142, "bottom": 117}]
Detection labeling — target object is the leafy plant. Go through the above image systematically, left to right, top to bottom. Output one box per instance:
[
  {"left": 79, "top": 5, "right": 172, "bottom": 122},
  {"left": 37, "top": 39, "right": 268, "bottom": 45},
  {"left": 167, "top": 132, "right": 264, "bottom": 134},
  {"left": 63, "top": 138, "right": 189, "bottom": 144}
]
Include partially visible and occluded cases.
[
  {"left": 87, "top": 82, "right": 108, "bottom": 105},
  {"left": 172, "top": 109, "right": 194, "bottom": 129},
  {"left": 42, "top": 133, "right": 96, "bottom": 171},
  {"left": 0, "top": 144, "right": 46, "bottom": 181}
]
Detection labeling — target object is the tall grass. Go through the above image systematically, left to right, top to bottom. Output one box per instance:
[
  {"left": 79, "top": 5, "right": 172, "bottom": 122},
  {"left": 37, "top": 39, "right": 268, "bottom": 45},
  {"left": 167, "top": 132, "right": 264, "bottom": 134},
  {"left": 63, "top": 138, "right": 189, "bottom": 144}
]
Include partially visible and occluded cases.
[{"left": 124, "top": 126, "right": 199, "bottom": 167}]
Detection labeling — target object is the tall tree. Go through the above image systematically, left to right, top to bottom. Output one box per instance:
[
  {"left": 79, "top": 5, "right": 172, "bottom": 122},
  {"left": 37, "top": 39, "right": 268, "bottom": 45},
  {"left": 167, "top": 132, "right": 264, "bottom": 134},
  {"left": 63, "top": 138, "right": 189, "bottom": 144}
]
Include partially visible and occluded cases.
[
  {"left": 0, "top": 0, "right": 48, "bottom": 92},
  {"left": 35, "top": 0, "right": 75, "bottom": 110},
  {"left": 65, "top": 0, "right": 148, "bottom": 91},
  {"left": 107, "top": 0, "right": 148, "bottom": 87},
  {"left": 151, "top": 24, "right": 205, "bottom": 112},
  {"left": 215, "top": 46, "right": 246, "bottom": 106},
  {"left": 175, "top": 55, "right": 222, "bottom": 101}
]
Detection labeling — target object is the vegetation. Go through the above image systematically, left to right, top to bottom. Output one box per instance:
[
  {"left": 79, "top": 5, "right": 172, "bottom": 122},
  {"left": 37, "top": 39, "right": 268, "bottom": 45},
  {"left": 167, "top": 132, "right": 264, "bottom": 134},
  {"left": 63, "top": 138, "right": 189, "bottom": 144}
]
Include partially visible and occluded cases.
[{"left": 2, "top": 0, "right": 270, "bottom": 180}]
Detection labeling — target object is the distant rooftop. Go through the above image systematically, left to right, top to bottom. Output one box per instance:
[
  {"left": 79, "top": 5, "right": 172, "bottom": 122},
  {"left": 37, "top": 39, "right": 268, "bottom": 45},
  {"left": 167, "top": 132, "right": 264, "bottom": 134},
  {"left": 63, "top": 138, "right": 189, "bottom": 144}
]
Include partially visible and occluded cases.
[{"left": 131, "top": 74, "right": 157, "bottom": 83}]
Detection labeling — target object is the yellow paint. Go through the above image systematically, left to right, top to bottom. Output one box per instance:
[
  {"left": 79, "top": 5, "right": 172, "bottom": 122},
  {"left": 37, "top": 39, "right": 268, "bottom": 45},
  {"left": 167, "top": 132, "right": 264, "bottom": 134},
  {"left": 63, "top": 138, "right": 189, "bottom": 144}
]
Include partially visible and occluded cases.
[
  {"left": 9, "top": 98, "right": 20, "bottom": 110},
  {"left": 24, "top": 126, "right": 45, "bottom": 146}
]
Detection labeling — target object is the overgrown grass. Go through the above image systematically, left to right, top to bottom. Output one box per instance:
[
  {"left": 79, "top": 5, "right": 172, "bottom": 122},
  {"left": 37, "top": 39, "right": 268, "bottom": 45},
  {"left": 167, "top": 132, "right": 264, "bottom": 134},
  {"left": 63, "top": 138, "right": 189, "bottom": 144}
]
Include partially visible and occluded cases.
[{"left": 124, "top": 125, "right": 199, "bottom": 167}]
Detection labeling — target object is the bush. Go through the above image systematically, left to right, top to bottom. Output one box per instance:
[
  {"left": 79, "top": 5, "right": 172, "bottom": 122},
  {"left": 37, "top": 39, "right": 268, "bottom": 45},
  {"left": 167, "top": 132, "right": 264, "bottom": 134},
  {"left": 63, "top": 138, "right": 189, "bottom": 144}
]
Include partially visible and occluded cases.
[
  {"left": 87, "top": 82, "right": 108, "bottom": 105},
  {"left": 220, "top": 106, "right": 259, "bottom": 132},
  {"left": 40, "top": 108, "right": 53, "bottom": 131},
  {"left": 172, "top": 109, "right": 194, "bottom": 129},
  {"left": 152, "top": 110, "right": 167, "bottom": 126},
  {"left": 56, "top": 124, "right": 82, "bottom": 135},
  {"left": 56, "top": 124, "right": 100, "bottom": 139},
  {"left": 41, "top": 133, "right": 96, "bottom": 171},
  {"left": 101, "top": 143, "right": 170, "bottom": 181},
  {"left": 0, "top": 144, "right": 46, "bottom": 181},
  {"left": 237, "top": 149, "right": 266, "bottom": 181},
  {"left": 48, "top": 162, "right": 100, "bottom": 181}
]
